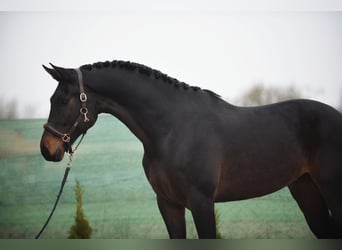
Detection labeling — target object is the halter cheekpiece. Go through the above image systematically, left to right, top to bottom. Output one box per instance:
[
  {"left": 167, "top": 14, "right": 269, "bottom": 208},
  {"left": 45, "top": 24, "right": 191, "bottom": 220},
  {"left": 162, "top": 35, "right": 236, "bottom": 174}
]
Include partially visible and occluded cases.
[{"left": 43, "top": 68, "right": 90, "bottom": 152}]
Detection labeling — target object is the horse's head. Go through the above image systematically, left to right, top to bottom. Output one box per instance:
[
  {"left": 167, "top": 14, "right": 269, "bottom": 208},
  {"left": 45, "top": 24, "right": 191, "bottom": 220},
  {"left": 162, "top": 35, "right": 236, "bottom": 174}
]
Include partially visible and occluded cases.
[{"left": 40, "top": 64, "right": 97, "bottom": 162}]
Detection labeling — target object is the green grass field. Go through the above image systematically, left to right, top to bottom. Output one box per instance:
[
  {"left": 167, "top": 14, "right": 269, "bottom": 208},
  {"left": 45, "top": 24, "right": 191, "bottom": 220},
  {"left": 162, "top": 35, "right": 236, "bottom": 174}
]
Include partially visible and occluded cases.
[{"left": 0, "top": 115, "right": 314, "bottom": 238}]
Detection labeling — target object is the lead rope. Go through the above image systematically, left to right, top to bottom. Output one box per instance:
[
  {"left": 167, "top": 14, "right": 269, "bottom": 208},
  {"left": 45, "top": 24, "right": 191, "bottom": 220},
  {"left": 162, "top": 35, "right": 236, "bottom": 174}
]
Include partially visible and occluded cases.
[{"left": 35, "top": 133, "right": 86, "bottom": 239}]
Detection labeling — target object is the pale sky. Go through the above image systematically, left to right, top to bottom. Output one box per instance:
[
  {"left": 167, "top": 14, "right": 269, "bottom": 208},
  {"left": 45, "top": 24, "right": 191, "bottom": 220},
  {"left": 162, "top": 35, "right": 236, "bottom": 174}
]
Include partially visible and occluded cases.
[{"left": 0, "top": 1, "right": 342, "bottom": 118}]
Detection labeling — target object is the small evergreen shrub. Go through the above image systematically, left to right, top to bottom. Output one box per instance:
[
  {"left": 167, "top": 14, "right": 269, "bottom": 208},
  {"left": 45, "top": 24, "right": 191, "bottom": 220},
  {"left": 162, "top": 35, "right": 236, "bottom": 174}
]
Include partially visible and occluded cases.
[
  {"left": 68, "top": 179, "right": 93, "bottom": 239},
  {"left": 215, "top": 207, "right": 223, "bottom": 239}
]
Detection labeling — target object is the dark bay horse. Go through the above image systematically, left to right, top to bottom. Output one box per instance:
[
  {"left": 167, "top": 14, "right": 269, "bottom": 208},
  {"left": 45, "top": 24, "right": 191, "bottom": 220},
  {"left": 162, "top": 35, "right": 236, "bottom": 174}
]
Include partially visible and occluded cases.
[{"left": 40, "top": 60, "right": 342, "bottom": 238}]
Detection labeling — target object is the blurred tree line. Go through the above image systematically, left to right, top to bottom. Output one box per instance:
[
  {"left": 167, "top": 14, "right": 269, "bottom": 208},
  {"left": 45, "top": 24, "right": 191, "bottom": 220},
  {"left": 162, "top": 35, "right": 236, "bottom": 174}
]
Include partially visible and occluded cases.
[
  {"left": 236, "top": 84, "right": 301, "bottom": 106},
  {"left": 236, "top": 84, "right": 342, "bottom": 113},
  {"left": 0, "top": 98, "right": 18, "bottom": 119}
]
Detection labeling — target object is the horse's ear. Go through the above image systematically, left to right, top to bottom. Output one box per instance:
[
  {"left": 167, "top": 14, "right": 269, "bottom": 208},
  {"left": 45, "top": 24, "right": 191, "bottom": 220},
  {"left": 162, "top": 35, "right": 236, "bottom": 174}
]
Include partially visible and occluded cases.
[
  {"left": 43, "top": 63, "right": 72, "bottom": 82},
  {"left": 42, "top": 64, "right": 63, "bottom": 82}
]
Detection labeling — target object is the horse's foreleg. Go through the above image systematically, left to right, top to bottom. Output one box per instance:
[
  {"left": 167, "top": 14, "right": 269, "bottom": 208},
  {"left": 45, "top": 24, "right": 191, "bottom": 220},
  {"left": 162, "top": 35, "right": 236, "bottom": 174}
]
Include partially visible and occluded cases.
[
  {"left": 189, "top": 187, "right": 216, "bottom": 239},
  {"left": 157, "top": 195, "right": 186, "bottom": 239}
]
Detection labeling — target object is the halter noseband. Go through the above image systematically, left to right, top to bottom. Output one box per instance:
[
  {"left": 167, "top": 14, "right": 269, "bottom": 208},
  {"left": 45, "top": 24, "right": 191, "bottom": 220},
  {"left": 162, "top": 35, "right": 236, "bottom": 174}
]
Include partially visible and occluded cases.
[{"left": 44, "top": 68, "right": 90, "bottom": 152}]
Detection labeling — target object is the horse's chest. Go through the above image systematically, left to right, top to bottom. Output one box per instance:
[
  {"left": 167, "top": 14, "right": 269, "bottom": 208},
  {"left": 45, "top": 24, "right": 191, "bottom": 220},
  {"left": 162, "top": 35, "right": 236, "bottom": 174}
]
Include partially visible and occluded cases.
[{"left": 144, "top": 162, "right": 187, "bottom": 204}]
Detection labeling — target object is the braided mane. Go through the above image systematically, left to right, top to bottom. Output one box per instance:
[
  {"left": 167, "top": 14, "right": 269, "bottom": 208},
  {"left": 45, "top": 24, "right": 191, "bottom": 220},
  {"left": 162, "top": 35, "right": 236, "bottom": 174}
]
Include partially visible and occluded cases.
[{"left": 80, "top": 60, "right": 220, "bottom": 97}]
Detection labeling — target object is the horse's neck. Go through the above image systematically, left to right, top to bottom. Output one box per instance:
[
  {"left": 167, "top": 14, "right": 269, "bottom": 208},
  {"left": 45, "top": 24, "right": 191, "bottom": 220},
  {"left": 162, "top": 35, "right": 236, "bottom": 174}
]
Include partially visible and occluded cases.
[{"left": 88, "top": 69, "right": 174, "bottom": 148}]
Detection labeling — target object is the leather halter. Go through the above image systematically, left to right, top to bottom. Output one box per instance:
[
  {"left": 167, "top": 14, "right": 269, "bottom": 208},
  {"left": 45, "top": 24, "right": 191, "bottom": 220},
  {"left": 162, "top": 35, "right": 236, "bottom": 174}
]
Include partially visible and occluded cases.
[{"left": 43, "top": 68, "right": 90, "bottom": 153}]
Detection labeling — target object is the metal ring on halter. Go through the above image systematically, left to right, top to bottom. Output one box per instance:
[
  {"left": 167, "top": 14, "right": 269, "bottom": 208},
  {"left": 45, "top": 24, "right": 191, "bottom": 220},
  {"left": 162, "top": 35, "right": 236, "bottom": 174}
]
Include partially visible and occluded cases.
[
  {"left": 80, "top": 92, "right": 87, "bottom": 102},
  {"left": 80, "top": 107, "right": 88, "bottom": 115},
  {"left": 61, "top": 134, "right": 71, "bottom": 143}
]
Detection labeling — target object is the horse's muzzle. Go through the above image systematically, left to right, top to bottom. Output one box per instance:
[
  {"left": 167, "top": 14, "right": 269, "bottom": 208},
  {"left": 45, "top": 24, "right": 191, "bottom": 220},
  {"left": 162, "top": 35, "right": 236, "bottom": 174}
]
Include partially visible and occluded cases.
[{"left": 40, "top": 131, "right": 66, "bottom": 162}]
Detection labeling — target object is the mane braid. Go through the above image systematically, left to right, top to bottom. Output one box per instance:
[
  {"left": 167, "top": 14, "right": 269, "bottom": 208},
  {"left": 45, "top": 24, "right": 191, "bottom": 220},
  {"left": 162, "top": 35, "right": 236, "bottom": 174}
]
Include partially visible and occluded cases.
[{"left": 80, "top": 60, "right": 220, "bottom": 98}]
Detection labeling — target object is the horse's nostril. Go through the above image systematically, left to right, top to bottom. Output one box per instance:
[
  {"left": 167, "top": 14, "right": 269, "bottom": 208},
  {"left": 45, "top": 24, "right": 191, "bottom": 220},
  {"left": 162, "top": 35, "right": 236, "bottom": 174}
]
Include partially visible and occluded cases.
[
  {"left": 41, "top": 145, "right": 51, "bottom": 160},
  {"left": 55, "top": 148, "right": 62, "bottom": 160}
]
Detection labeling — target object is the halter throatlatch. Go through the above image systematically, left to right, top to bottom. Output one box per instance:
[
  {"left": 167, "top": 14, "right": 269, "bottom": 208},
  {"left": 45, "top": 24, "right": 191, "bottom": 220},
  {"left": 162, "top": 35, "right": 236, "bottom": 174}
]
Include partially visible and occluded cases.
[{"left": 43, "top": 68, "right": 90, "bottom": 153}]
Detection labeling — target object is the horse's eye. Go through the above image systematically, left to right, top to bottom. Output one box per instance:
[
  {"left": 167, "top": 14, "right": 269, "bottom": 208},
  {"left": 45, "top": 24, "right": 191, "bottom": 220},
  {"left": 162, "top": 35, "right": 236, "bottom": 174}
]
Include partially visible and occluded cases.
[{"left": 62, "top": 99, "right": 68, "bottom": 105}]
